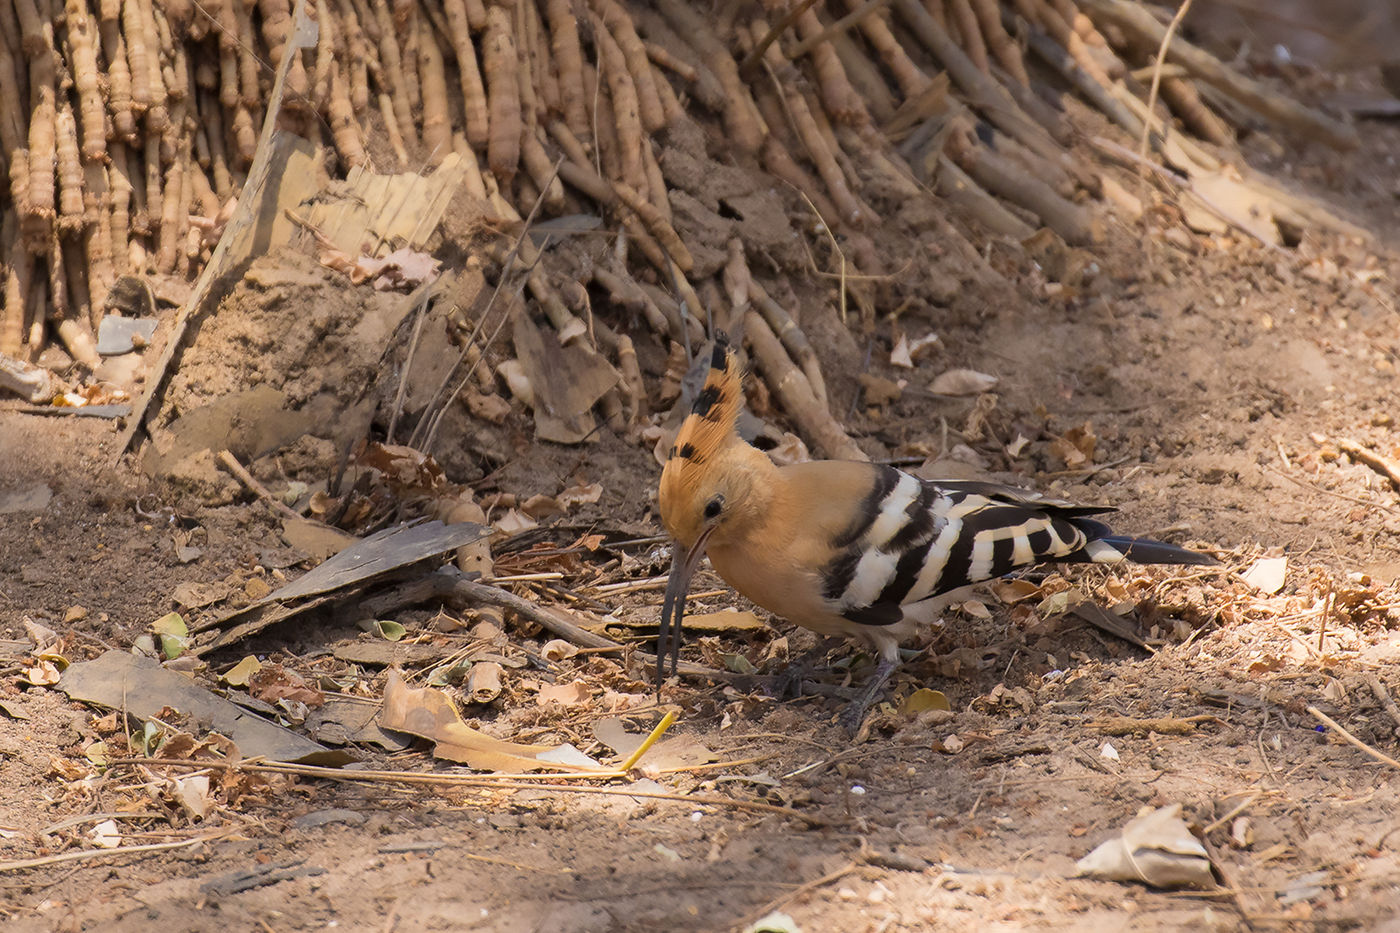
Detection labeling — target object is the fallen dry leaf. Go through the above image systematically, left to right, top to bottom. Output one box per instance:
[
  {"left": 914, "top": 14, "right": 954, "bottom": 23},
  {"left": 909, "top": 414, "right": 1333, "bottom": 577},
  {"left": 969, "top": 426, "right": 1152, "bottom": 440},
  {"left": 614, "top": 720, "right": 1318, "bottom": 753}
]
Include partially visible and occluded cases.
[
  {"left": 341, "top": 246, "right": 442, "bottom": 290},
  {"left": 891, "top": 332, "right": 940, "bottom": 368},
  {"left": 890, "top": 333, "right": 913, "bottom": 368},
  {"left": 930, "top": 368, "right": 997, "bottom": 396},
  {"left": 858, "top": 373, "right": 903, "bottom": 407},
  {"left": 465, "top": 388, "right": 511, "bottom": 424},
  {"left": 1049, "top": 423, "right": 1097, "bottom": 469},
  {"left": 557, "top": 482, "right": 603, "bottom": 509},
  {"left": 521, "top": 494, "right": 565, "bottom": 520},
  {"left": 493, "top": 508, "right": 538, "bottom": 535},
  {"left": 1240, "top": 556, "right": 1287, "bottom": 595},
  {"left": 990, "top": 580, "right": 1042, "bottom": 604},
  {"left": 960, "top": 600, "right": 992, "bottom": 620},
  {"left": 680, "top": 610, "right": 766, "bottom": 632},
  {"left": 23, "top": 618, "right": 58, "bottom": 652},
  {"left": 541, "top": 639, "right": 579, "bottom": 661},
  {"left": 221, "top": 656, "right": 262, "bottom": 687},
  {"left": 24, "top": 658, "right": 62, "bottom": 686},
  {"left": 465, "top": 661, "right": 503, "bottom": 704},
  {"left": 249, "top": 664, "right": 325, "bottom": 709},
  {"left": 379, "top": 671, "right": 605, "bottom": 772},
  {"left": 537, "top": 681, "right": 591, "bottom": 706},
  {"left": 900, "top": 688, "right": 951, "bottom": 715},
  {"left": 593, "top": 717, "right": 717, "bottom": 769},
  {"left": 172, "top": 774, "right": 212, "bottom": 819},
  {"left": 1076, "top": 804, "right": 1214, "bottom": 889},
  {"left": 89, "top": 819, "right": 122, "bottom": 849}
]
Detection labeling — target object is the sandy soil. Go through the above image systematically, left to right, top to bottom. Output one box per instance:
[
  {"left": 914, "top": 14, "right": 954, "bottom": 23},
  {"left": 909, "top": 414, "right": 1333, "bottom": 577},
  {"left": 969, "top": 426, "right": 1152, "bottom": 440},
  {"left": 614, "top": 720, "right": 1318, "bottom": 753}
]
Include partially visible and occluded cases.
[{"left": 3, "top": 75, "right": 1400, "bottom": 933}]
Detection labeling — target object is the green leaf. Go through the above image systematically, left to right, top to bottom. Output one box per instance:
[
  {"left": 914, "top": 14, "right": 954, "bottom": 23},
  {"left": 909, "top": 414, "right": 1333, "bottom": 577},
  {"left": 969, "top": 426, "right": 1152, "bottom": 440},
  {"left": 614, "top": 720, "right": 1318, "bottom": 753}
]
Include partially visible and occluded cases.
[
  {"left": 152, "top": 612, "right": 189, "bottom": 660},
  {"left": 376, "top": 620, "right": 406, "bottom": 641},
  {"left": 722, "top": 653, "right": 757, "bottom": 675},
  {"left": 428, "top": 660, "right": 472, "bottom": 686},
  {"left": 136, "top": 721, "right": 163, "bottom": 756}
]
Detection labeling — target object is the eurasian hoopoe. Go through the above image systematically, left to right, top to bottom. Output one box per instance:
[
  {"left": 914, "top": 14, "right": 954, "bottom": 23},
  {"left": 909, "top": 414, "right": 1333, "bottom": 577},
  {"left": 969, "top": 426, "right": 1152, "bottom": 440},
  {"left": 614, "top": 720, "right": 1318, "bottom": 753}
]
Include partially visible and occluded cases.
[{"left": 657, "top": 334, "right": 1218, "bottom": 730}]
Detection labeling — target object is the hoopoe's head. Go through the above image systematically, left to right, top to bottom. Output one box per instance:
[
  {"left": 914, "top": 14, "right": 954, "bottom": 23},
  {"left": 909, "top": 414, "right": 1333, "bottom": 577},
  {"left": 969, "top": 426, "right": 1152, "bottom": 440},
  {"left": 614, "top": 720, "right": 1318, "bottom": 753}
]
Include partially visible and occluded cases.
[
  {"left": 655, "top": 333, "right": 776, "bottom": 682},
  {"left": 657, "top": 334, "right": 775, "bottom": 552}
]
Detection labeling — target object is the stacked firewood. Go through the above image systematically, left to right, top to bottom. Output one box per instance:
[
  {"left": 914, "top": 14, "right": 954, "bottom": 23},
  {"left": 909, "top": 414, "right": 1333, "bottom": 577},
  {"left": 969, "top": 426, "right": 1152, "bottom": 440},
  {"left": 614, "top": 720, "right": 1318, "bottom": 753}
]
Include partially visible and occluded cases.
[{"left": 0, "top": 0, "right": 1362, "bottom": 385}]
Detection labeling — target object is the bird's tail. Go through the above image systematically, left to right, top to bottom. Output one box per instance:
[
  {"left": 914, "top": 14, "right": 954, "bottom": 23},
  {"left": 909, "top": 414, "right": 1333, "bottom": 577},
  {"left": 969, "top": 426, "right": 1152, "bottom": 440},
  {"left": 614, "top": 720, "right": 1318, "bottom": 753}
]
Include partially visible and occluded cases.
[{"left": 1079, "top": 531, "right": 1218, "bottom": 566}]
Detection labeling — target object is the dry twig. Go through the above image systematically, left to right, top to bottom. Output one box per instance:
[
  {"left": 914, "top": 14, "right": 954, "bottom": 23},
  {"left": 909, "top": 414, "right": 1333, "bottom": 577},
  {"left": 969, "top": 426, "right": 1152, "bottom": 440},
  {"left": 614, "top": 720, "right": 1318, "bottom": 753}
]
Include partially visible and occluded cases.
[{"left": 1307, "top": 705, "right": 1400, "bottom": 772}]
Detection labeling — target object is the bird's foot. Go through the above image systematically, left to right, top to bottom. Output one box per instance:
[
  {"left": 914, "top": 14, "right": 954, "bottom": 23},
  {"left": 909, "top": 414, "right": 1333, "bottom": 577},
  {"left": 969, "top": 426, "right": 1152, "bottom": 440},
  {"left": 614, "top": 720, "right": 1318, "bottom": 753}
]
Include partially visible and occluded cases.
[
  {"left": 770, "top": 640, "right": 841, "bottom": 699},
  {"left": 837, "top": 655, "right": 899, "bottom": 736},
  {"left": 772, "top": 662, "right": 814, "bottom": 700},
  {"left": 837, "top": 697, "right": 872, "bottom": 735}
]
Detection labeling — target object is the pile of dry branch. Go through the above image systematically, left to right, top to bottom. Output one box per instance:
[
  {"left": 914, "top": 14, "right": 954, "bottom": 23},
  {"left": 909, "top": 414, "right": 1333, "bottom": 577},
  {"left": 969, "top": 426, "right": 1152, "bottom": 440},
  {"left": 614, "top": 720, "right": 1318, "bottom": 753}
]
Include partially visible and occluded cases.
[{"left": 0, "top": 0, "right": 1365, "bottom": 444}]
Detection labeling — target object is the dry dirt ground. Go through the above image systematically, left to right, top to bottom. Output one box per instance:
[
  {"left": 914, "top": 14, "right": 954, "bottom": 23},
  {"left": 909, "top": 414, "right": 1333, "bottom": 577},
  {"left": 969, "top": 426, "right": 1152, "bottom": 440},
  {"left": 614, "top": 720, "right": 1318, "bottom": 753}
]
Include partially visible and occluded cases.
[{"left": 4, "top": 86, "right": 1400, "bottom": 933}]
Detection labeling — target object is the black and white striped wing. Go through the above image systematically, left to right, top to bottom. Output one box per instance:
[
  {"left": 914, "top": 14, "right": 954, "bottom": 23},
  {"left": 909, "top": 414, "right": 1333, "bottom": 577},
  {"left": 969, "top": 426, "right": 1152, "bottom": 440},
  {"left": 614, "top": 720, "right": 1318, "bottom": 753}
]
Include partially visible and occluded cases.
[{"left": 819, "top": 468, "right": 1127, "bottom": 627}]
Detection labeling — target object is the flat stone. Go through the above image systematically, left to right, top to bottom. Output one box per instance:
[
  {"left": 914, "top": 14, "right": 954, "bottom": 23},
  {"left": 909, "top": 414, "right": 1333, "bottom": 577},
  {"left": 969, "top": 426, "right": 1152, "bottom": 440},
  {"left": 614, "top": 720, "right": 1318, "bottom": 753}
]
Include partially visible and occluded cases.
[
  {"left": 96, "top": 315, "right": 158, "bottom": 356},
  {"left": 0, "top": 483, "right": 52, "bottom": 514}
]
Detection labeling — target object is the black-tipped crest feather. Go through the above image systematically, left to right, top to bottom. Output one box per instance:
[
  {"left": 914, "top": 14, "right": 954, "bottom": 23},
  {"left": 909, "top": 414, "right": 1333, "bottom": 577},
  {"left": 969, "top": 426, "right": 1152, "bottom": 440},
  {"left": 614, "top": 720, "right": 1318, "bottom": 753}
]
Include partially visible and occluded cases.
[{"left": 661, "top": 334, "right": 743, "bottom": 471}]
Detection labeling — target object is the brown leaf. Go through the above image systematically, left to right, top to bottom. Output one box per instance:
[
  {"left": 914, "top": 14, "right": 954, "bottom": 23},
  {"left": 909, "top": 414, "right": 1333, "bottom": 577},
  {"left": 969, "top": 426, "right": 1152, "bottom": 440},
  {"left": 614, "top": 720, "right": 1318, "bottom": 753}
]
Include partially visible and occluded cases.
[
  {"left": 858, "top": 373, "right": 903, "bottom": 407},
  {"left": 465, "top": 388, "right": 511, "bottom": 424},
  {"left": 1048, "top": 423, "right": 1096, "bottom": 469},
  {"left": 556, "top": 482, "right": 603, "bottom": 509},
  {"left": 990, "top": 580, "right": 1042, "bottom": 604},
  {"left": 465, "top": 661, "right": 503, "bottom": 704},
  {"left": 248, "top": 665, "right": 325, "bottom": 709},
  {"left": 379, "top": 671, "right": 605, "bottom": 772},
  {"left": 537, "top": 681, "right": 591, "bottom": 706}
]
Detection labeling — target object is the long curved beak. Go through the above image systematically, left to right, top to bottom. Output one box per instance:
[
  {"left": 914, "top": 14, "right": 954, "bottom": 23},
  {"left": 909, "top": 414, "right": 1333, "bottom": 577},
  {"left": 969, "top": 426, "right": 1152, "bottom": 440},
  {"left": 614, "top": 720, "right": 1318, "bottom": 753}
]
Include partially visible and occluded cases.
[{"left": 657, "top": 526, "right": 716, "bottom": 687}]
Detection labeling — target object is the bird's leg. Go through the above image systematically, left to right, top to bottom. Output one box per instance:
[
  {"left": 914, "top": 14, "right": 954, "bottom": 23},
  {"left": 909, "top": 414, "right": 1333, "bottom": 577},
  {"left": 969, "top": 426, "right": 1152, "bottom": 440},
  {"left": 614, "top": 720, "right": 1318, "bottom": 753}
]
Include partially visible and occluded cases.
[{"left": 838, "top": 652, "right": 899, "bottom": 735}]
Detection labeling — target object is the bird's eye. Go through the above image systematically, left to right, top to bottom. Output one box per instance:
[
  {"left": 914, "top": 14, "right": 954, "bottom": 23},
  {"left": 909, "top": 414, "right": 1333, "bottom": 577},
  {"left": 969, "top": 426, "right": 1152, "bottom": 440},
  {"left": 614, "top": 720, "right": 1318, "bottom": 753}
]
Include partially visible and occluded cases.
[{"left": 703, "top": 496, "right": 724, "bottom": 520}]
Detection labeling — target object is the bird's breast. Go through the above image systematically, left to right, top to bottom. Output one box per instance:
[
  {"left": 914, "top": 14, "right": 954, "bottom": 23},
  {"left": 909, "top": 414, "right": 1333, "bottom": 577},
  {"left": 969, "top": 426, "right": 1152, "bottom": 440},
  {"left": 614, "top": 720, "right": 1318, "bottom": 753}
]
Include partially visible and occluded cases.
[{"left": 706, "top": 538, "right": 829, "bottom": 623}]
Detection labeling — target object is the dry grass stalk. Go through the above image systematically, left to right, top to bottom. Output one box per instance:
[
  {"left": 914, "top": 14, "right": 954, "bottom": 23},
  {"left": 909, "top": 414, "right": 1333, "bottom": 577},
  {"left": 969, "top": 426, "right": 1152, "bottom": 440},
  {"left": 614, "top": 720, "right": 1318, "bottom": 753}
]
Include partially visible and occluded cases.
[
  {"left": 368, "top": 0, "right": 417, "bottom": 145},
  {"left": 545, "top": 0, "right": 590, "bottom": 137},
  {"left": 593, "top": 0, "right": 666, "bottom": 132},
  {"left": 657, "top": 0, "right": 764, "bottom": 154},
  {"left": 740, "top": 0, "right": 820, "bottom": 76},
  {"left": 896, "top": 0, "right": 1065, "bottom": 169},
  {"left": 945, "top": 0, "right": 988, "bottom": 74},
  {"left": 968, "top": 0, "right": 1027, "bottom": 85},
  {"left": 1080, "top": 0, "right": 1358, "bottom": 150},
  {"left": 847, "top": 1, "right": 932, "bottom": 98},
  {"left": 788, "top": 2, "right": 871, "bottom": 127},
  {"left": 483, "top": 4, "right": 522, "bottom": 182},
  {"left": 591, "top": 13, "right": 647, "bottom": 194},
  {"left": 417, "top": 18, "right": 453, "bottom": 165},
  {"left": 753, "top": 23, "right": 866, "bottom": 226},
  {"left": 829, "top": 32, "right": 896, "bottom": 124},
  {"left": 643, "top": 40, "right": 696, "bottom": 82},
  {"left": 24, "top": 48, "right": 59, "bottom": 253},
  {"left": 750, "top": 86, "right": 846, "bottom": 230},
  {"left": 54, "top": 104, "right": 85, "bottom": 233},
  {"left": 948, "top": 122, "right": 1097, "bottom": 245},
  {"left": 81, "top": 161, "right": 114, "bottom": 318},
  {"left": 612, "top": 180, "right": 691, "bottom": 272},
  {"left": 0, "top": 211, "right": 27, "bottom": 357},
  {"left": 591, "top": 265, "right": 673, "bottom": 341},
  {"left": 614, "top": 333, "right": 646, "bottom": 428}
]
